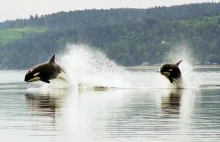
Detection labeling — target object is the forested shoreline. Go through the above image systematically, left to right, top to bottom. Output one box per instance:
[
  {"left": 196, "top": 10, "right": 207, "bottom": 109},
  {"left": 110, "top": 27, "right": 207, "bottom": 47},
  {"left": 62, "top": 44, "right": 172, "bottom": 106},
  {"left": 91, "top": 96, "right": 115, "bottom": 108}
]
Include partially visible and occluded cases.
[{"left": 0, "top": 2, "right": 220, "bottom": 69}]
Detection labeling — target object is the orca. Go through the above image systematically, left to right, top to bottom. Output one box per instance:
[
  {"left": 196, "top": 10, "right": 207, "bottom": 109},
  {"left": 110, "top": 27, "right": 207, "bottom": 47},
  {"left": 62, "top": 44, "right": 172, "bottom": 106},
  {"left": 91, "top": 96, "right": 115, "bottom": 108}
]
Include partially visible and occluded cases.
[
  {"left": 24, "top": 55, "right": 66, "bottom": 83},
  {"left": 159, "top": 60, "right": 183, "bottom": 84}
]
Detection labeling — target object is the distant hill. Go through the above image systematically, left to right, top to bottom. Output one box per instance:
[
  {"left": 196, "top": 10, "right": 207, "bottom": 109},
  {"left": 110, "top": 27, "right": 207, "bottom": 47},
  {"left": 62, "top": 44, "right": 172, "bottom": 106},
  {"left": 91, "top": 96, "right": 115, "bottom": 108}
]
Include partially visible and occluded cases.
[{"left": 0, "top": 2, "right": 220, "bottom": 69}]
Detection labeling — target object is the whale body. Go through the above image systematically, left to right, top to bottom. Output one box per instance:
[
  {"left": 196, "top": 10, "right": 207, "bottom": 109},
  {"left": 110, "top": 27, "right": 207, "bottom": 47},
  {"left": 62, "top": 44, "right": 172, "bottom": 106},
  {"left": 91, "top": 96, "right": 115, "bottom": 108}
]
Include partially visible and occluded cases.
[
  {"left": 24, "top": 55, "right": 66, "bottom": 83},
  {"left": 159, "top": 60, "right": 183, "bottom": 88}
]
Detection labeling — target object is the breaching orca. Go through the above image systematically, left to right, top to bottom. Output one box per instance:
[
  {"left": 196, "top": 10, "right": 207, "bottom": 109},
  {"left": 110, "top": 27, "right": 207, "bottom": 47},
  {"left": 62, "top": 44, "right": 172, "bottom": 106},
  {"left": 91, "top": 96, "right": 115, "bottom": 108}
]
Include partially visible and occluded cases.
[
  {"left": 24, "top": 55, "right": 66, "bottom": 83},
  {"left": 159, "top": 60, "right": 183, "bottom": 84}
]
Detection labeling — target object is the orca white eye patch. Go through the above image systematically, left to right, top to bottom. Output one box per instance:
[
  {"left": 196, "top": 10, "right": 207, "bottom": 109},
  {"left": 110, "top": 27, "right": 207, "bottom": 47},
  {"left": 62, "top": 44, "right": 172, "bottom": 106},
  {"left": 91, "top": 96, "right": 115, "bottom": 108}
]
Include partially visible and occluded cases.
[{"left": 33, "top": 72, "right": 40, "bottom": 77}]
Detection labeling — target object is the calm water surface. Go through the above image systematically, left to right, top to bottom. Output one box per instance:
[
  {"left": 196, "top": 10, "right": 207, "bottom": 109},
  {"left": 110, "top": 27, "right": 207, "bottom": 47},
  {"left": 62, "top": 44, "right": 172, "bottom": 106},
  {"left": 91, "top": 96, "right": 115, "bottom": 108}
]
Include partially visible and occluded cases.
[{"left": 0, "top": 69, "right": 220, "bottom": 142}]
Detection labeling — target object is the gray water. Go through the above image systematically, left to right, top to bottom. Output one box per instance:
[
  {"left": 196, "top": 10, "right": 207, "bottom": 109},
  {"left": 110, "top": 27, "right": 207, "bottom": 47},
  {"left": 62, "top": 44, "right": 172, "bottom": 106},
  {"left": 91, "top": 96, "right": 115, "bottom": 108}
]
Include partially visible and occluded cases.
[{"left": 0, "top": 69, "right": 220, "bottom": 142}]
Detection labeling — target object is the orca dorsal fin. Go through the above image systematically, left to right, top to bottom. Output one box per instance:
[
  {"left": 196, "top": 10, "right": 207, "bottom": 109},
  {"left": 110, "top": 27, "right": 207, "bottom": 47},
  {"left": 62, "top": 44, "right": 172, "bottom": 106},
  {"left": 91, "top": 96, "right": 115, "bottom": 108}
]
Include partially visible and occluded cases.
[
  {"left": 49, "top": 55, "right": 55, "bottom": 63},
  {"left": 176, "top": 60, "right": 183, "bottom": 66}
]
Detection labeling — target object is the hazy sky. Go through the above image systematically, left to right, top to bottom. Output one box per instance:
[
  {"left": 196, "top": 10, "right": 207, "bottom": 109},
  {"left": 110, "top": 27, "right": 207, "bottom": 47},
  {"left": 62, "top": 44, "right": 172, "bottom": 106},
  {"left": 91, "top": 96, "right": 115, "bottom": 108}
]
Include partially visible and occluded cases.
[{"left": 0, "top": 0, "right": 219, "bottom": 22}]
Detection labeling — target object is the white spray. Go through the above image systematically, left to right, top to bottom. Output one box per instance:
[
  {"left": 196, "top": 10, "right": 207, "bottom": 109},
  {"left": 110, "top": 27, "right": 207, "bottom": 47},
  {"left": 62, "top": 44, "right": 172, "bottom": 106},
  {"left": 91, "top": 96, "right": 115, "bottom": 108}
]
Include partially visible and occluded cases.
[
  {"left": 34, "top": 44, "right": 195, "bottom": 90},
  {"left": 59, "top": 44, "right": 134, "bottom": 88}
]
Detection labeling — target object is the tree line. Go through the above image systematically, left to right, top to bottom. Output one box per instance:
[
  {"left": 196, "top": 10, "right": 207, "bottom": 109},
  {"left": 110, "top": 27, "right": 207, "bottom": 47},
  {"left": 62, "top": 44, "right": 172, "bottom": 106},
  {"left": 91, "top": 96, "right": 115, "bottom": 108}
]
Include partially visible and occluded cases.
[{"left": 0, "top": 2, "right": 220, "bottom": 69}]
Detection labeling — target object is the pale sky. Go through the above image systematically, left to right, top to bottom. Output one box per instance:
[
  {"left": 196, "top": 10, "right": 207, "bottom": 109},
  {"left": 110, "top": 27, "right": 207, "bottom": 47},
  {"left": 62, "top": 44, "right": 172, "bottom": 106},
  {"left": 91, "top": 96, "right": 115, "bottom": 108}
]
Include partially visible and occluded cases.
[{"left": 0, "top": 0, "right": 219, "bottom": 22}]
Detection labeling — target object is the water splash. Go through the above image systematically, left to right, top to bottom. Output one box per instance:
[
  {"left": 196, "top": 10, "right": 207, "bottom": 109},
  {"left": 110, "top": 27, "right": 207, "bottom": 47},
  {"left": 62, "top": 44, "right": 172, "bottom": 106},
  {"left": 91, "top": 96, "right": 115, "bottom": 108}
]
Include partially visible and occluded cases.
[
  {"left": 26, "top": 44, "right": 155, "bottom": 90},
  {"left": 29, "top": 44, "right": 196, "bottom": 90},
  {"left": 57, "top": 44, "right": 198, "bottom": 89},
  {"left": 59, "top": 44, "right": 134, "bottom": 88},
  {"left": 163, "top": 44, "right": 195, "bottom": 88}
]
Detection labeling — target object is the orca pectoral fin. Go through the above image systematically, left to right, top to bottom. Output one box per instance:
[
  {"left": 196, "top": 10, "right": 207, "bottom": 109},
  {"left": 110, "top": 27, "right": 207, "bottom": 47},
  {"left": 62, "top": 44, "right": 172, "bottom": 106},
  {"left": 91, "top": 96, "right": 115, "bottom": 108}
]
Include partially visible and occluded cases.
[
  {"left": 168, "top": 77, "right": 173, "bottom": 83},
  {"left": 41, "top": 78, "right": 50, "bottom": 83}
]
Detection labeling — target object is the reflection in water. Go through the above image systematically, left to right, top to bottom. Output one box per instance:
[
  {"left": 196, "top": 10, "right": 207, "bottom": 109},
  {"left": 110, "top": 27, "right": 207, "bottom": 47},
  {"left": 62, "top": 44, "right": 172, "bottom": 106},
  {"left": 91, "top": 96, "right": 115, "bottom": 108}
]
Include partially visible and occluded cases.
[
  {"left": 1, "top": 69, "right": 220, "bottom": 141},
  {"left": 1, "top": 83, "right": 220, "bottom": 141},
  {"left": 21, "top": 86, "right": 217, "bottom": 142},
  {"left": 23, "top": 88, "right": 78, "bottom": 142},
  {"left": 25, "top": 88, "right": 73, "bottom": 118},
  {"left": 62, "top": 89, "right": 133, "bottom": 142},
  {"left": 156, "top": 89, "right": 198, "bottom": 141},
  {"left": 160, "top": 89, "right": 197, "bottom": 119},
  {"left": 161, "top": 89, "right": 183, "bottom": 116},
  {"left": 25, "top": 93, "right": 60, "bottom": 118}
]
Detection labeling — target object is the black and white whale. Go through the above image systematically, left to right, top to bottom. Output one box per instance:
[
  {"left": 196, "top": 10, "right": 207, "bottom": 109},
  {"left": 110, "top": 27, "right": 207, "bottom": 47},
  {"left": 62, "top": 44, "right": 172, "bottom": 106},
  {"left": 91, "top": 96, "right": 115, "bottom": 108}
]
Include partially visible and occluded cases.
[
  {"left": 24, "top": 55, "right": 67, "bottom": 83},
  {"left": 159, "top": 60, "right": 183, "bottom": 88}
]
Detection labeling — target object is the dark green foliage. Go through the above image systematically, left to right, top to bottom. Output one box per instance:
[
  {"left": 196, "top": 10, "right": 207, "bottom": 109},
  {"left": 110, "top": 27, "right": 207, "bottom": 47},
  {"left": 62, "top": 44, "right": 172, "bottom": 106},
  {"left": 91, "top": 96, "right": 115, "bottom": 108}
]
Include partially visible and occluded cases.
[{"left": 0, "top": 2, "right": 220, "bottom": 69}]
